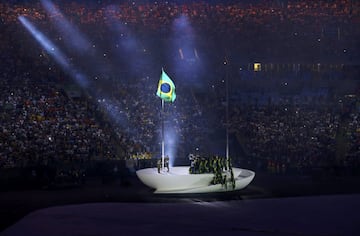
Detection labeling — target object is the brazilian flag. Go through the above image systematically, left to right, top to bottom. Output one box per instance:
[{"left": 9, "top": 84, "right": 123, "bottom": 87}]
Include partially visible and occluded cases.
[{"left": 156, "top": 68, "right": 176, "bottom": 102}]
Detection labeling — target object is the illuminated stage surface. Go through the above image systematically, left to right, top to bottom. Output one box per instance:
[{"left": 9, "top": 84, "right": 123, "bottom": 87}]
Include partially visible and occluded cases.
[{"left": 136, "top": 166, "right": 255, "bottom": 194}]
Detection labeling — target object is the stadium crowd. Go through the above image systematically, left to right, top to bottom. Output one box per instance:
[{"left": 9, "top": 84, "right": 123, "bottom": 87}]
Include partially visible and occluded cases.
[
  {"left": 0, "top": 0, "right": 359, "bottom": 189},
  {"left": 1, "top": 0, "right": 359, "bottom": 63},
  {"left": 0, "top": 68, "right": 123, "bottom": 169},
  {"left": 228, "top": 101, "right": 359, "bottom": 176}
]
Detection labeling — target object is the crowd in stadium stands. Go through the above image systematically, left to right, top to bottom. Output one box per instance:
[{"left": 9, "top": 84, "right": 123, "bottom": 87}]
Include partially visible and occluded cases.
[
  {"left": 0, "top": 0, "right": 359, "bottom": 184},
  {"left": 1, "top": 0, "right": 359, "bottom": 63},
  {"left": 2, "top": 0, "right": 359, "bottom": 29},
  {"left": 0, "top": 74, "right": 121, "bottom": 169},
  {"left": 228, "top": 102, "right": 359, "bottom": 176}
]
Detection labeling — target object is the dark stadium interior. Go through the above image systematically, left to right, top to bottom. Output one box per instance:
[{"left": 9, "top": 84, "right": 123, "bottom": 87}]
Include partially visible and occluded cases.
[{"left": 0, "top": 0, "right": 359, "bottom": 235}]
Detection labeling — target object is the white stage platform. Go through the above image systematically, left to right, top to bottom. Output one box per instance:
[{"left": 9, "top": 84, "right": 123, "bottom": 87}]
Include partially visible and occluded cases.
[{"left": 136, "top": 166, "right": 255, "bottom": 193}]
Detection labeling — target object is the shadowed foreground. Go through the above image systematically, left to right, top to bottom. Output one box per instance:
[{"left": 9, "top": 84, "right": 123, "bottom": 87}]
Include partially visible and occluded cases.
[
  {"left": 1, "top": 174, "right": 360, "bottom": 235},
  {"left": 1, "top": 194, "right": 359, "bottom": 236}
]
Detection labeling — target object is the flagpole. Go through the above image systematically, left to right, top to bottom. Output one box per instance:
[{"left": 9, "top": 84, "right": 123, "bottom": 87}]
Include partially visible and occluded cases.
[
  {"left": 225, "top": 58, "right": 229, "bottom": 162},
  {"left": 157, "top": 68, "right": 175, "bottom": 172},
  {"left": 226, "top": 75, "right": 229, "bottom": 161},
  {"left": 161, "top": 98, "right": 165, "bottom": 171}
]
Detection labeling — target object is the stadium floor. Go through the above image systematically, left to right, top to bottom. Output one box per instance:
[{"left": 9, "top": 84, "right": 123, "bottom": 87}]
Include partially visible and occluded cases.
[
  {"left": 1, "top": 173, "right": 359, "bottom": 235},
  {"left": 2, "top": 195, "right": 360, "bottom": 236}
]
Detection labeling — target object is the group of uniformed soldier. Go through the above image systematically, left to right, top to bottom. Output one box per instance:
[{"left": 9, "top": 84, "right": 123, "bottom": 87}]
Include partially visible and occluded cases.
[
  {"left": 154, "top": 154, "right": 236, "bottom": 189},
  {"left": 189, "top": 155, "right": 236, "bottom": 189}
]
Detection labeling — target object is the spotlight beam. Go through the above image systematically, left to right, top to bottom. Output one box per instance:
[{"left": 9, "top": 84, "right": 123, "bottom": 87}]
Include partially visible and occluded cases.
[
  {"left": 41, "top": 0, "right": 91, "bottom": 52},
  {"left": 105, "top": 5, "right": 150, "bottom": 75},
  {"left": 18, "top": 16, "right": 89, "bottom": 88},
  {"left": 18, "top": 16, "right": 133, "bottom": 139},
  {"left": 19, "top": 16, "right": 68, "bottom": 68}
]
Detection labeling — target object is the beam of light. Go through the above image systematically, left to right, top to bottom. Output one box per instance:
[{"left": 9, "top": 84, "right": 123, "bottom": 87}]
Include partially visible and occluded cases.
[
  {"left": 41, "top": 0, "right": 91, "bottom": 53},
  {"left": 42, "top": 0, "right": 117, "bottom": 82},
  {"left": 104, "top": 5, "right": 150, "bottom": 75},
  {"left": 170, "top": 14, "right": 204, "bottom": 85},
  {"left": 19, "top": 15, "right": 135, "bottom": 147},
  {"left": 172, "top": 15, "right": 196, "bottom": 62},
  {"left": 18, "top": 16, "right": 89, "bottom": 88},
  {"left": 19, "top": 16, "right": 68, "bottom": 68},
  {"left": 72, "top": 70, "right": 89, "bottom": 88},
  {"left": 98, "top": 98, "right": 130, "bottom": 132},
  {"left": 164, "top": 123, "right": 178, "bottom": 167}
]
